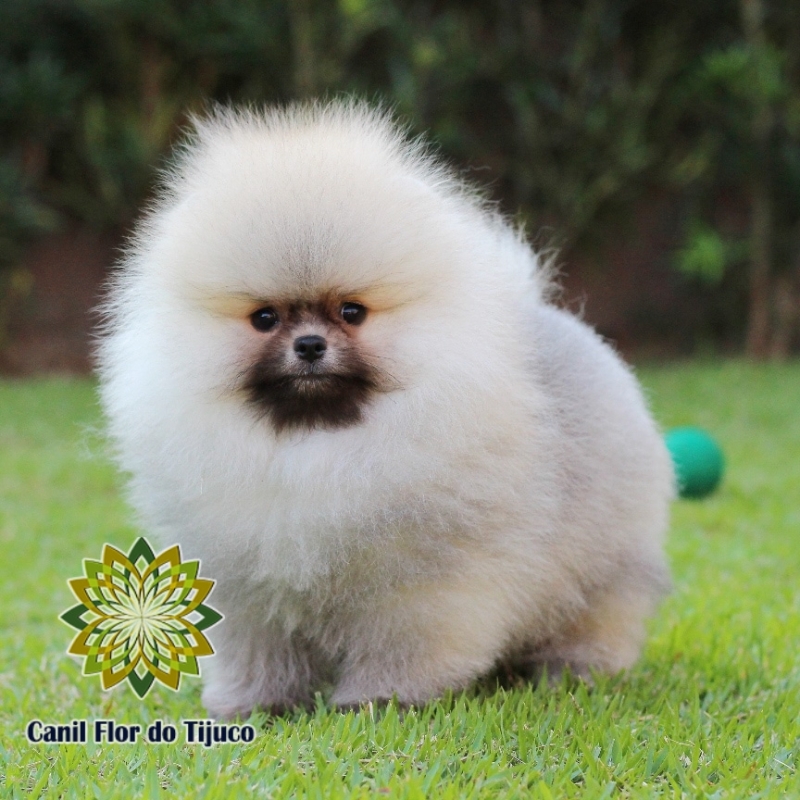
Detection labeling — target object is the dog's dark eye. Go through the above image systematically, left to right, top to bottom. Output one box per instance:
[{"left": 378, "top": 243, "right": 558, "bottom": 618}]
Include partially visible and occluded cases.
[
  {"left": 341, "top": 302, "right": 367, "bottom": 326},
  {"left": 251, "top": 307, "right": 279, "bottom": 332}
]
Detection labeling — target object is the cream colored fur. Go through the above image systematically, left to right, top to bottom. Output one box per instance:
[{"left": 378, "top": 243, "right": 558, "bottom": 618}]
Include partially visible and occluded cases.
[{"left": 97, "top": 100, "right": 673, "bottom": 717}]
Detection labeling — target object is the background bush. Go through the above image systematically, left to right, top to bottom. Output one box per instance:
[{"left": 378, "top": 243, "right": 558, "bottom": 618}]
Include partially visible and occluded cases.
[{"left": 1, "top": 0, "right": 799, "bottom": 356}]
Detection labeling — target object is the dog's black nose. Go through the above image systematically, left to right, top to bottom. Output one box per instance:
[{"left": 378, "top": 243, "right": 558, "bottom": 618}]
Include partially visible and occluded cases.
[{"left": 293, "top": 335, "right": 327, "bottom": 362}]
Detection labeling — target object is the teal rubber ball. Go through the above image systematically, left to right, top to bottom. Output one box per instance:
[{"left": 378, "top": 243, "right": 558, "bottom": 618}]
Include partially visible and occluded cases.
[{"left": 665, "top": 427, "right": 724, "bottom": 499}]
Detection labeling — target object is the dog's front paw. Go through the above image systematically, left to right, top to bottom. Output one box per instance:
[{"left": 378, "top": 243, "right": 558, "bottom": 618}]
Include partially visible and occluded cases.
[
  {"left": 330, "top": 671, "right": 454, "bottom": 710},
  {"left": 202, "top": 682, "right": 311, "bottom": 719}
]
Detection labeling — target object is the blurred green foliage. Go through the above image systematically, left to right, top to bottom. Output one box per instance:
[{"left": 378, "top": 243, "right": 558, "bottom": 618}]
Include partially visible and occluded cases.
[
  {"left": 0, "top": 0, "right": 799, "bottom": 351},
  {"left": 674, "top": 224, "right": 734, "bottom": 285}
]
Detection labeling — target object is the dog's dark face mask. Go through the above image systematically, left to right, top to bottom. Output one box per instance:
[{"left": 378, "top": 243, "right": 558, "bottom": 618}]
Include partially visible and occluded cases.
[{"left": 242, "top": 297, "right": 384, "bottom": 433}]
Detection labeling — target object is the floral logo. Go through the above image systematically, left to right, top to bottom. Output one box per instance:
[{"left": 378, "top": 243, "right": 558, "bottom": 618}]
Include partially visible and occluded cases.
[{"left": 60, "top": 538, "right": 222, "bottom": 699}]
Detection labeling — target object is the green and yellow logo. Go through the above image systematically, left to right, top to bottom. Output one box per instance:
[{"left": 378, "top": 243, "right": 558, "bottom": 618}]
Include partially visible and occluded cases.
[{"left": 60, "top": 538, "right": 222, "bottom": 699}]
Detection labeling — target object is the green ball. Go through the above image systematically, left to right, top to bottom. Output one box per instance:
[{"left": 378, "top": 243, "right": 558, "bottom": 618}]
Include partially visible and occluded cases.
[{"left": 665, "top": 427, "right": 724, "bottom": 499}]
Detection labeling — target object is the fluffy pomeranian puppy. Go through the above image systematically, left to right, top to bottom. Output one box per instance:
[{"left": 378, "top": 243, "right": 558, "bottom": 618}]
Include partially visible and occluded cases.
[{"left": 98, "top": 100, "right": 673, "bottom": 718}]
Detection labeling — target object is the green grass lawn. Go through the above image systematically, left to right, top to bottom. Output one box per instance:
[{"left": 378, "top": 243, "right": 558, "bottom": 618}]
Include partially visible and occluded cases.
[{"left": 1, "top": 362, "right": 798, "bottom": 798}]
